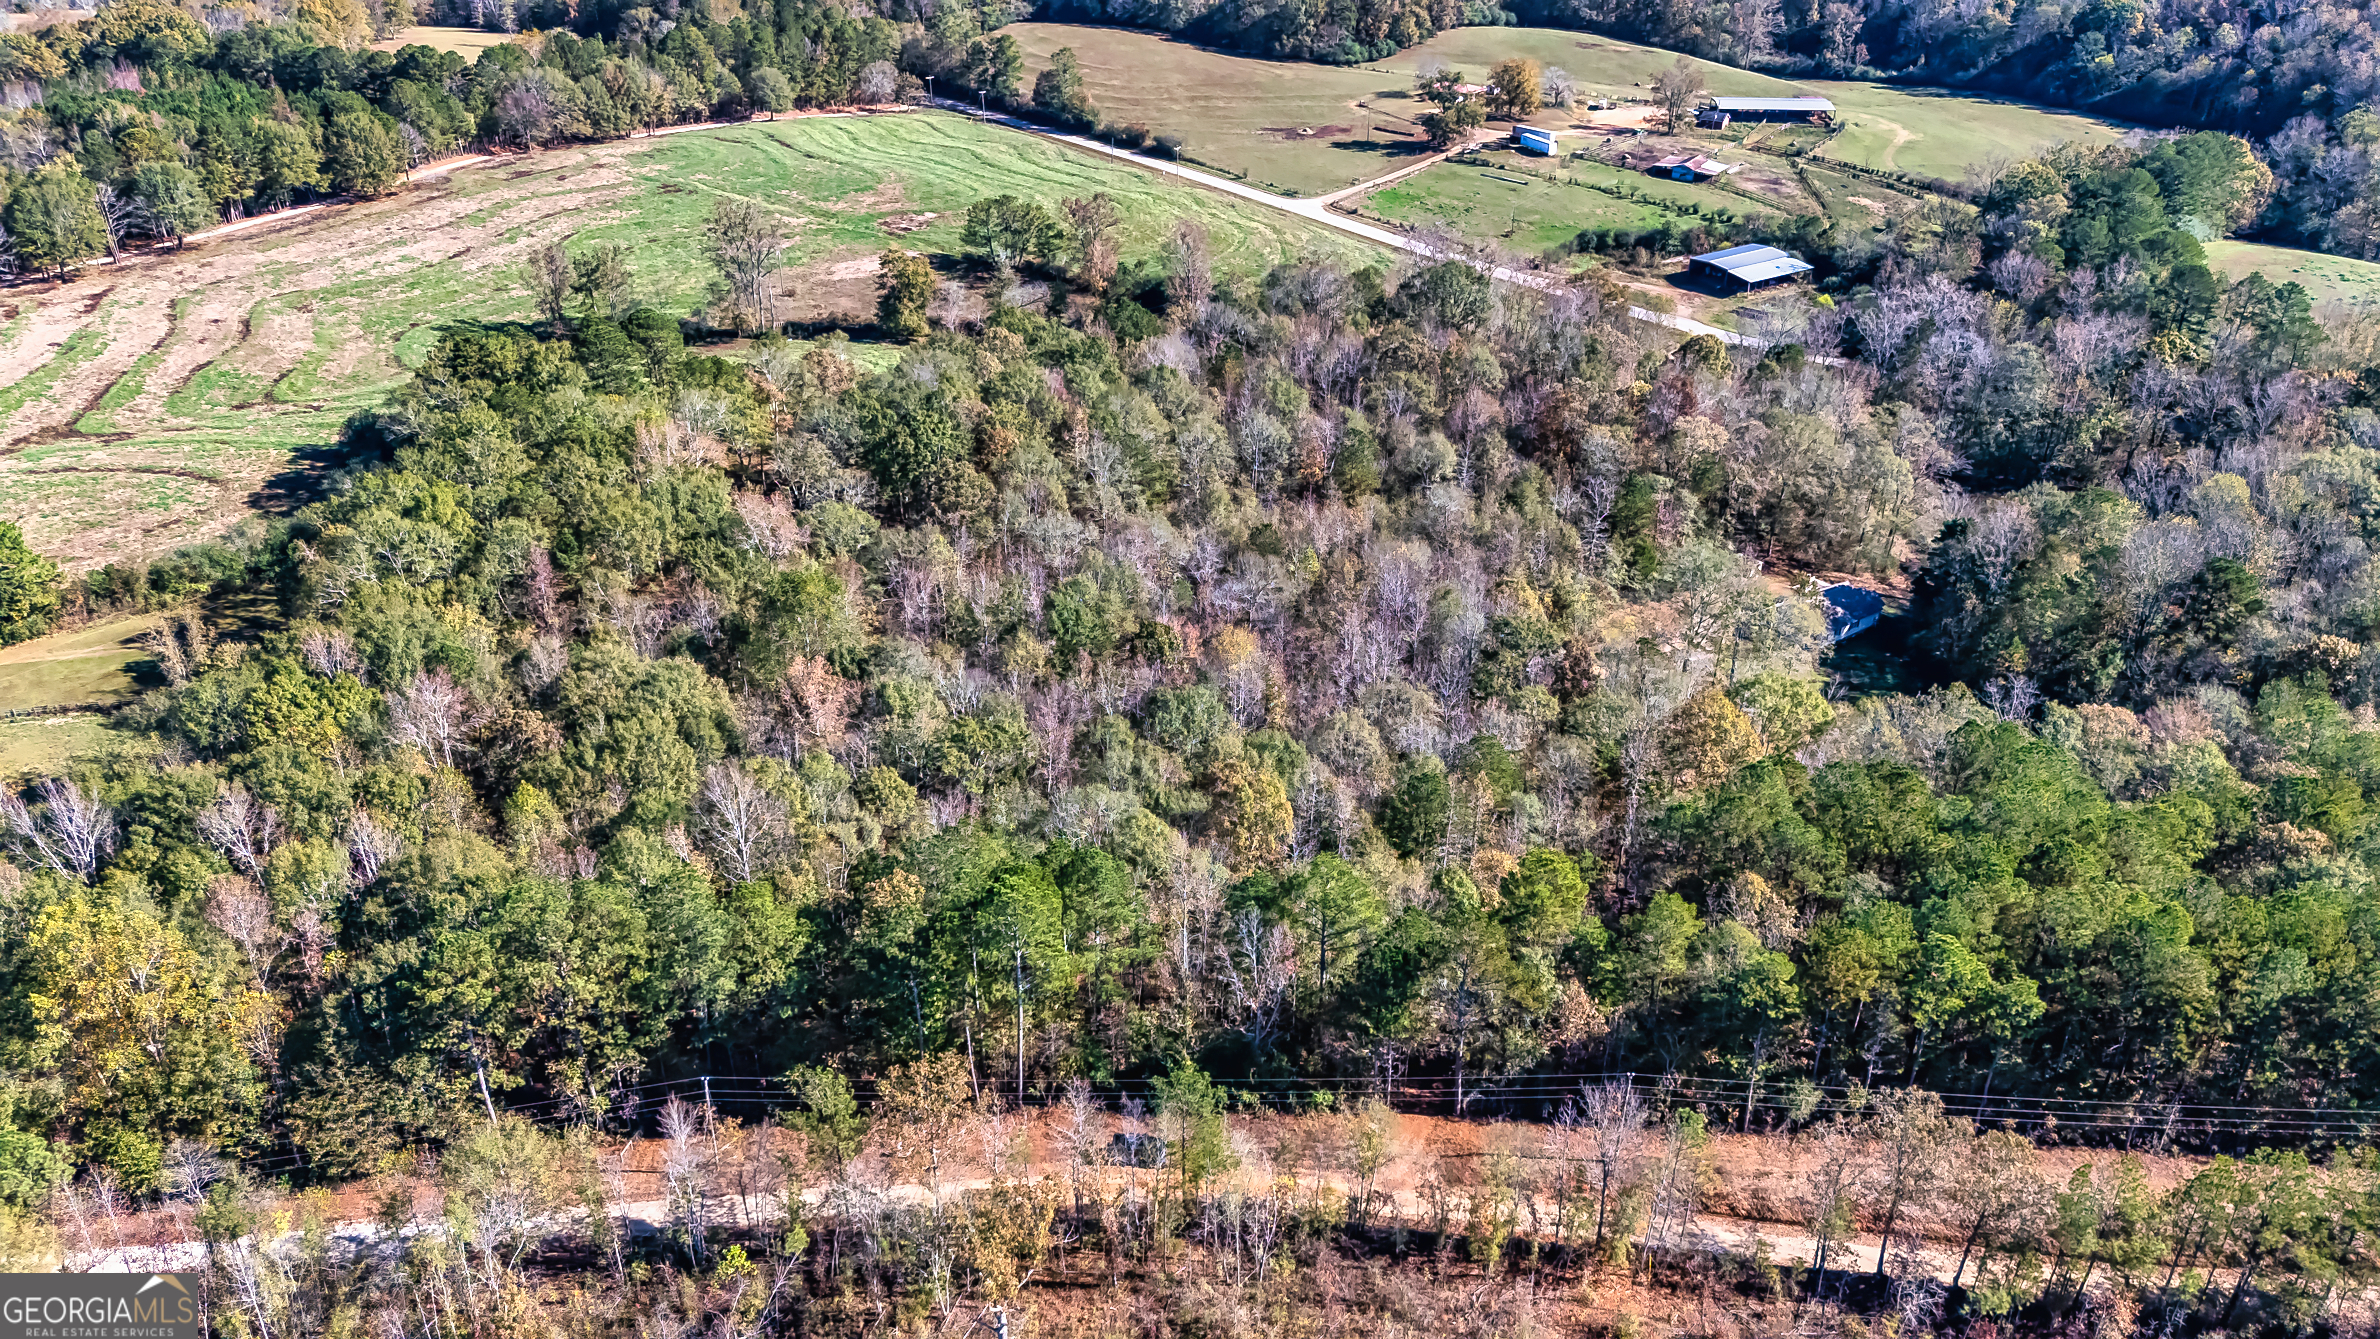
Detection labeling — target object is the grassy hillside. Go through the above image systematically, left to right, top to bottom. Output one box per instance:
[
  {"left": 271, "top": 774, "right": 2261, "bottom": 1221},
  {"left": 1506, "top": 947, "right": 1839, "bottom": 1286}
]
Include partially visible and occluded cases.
[
  {"left": 1003, "top": 22, "right": 2136, "bottom": 220},
  {"left": 1004, "top": 24, "right": 1431, "bottom": 196},
  {"left": 1802, "top": 81, "right": 2133, "bottom": 181},
  {"left": 0, "top": 112, "right": 1374, "bottom": 572},
  {"left": 2205, "top": 239, "right": 2380, "bottom": 305}
]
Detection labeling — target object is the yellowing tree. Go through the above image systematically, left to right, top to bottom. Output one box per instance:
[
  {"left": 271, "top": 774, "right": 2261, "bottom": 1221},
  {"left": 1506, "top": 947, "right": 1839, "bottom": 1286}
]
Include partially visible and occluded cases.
[
  {"left": 295, "top": 0, "right": 372, "bottom": 44},
  {"left": 1488, "top": 58, "right": 1542, "bottom": 119},
  {"left": 1665, "top": 687, "right": 1759, "bottom": 789},
  {"left": 1210, "top": 757, "right": 1292, "bottom": 872},
  {"left": 15, "top": 893, "right": 269, "bottom": 1189}
]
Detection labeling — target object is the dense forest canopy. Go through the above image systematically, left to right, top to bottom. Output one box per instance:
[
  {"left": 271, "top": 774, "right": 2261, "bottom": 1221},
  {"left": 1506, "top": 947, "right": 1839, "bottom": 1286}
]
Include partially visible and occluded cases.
[{"left": 3, "top": 128, "right": 2380, "bottom": 1217}]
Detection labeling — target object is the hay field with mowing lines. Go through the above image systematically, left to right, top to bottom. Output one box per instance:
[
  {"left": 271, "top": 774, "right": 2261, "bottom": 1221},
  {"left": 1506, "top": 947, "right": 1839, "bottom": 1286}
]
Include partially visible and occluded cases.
[
  {"left": 1374, "top": 28, "right": 1797, "bottom": 100},
  {"left": 0, "top": 112, "right": 1372, "bottom": 572},
  {"left": 2205, "top": 240, "right": 2380, "bottom": 306}
]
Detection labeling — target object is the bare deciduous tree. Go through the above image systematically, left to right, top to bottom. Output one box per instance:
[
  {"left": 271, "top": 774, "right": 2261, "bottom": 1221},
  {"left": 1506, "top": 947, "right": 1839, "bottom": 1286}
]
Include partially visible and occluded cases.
[
  {"left": 1653, "top": 56, "right": 1707, "bottom": 131},
  {"left": 94, "top": 183, "right": 139, "bottom": 261},
  {"left": 707, "top": 198, "right": 789, "bottom": 335},
  {"left": 1164, "top": 219, "right": 1213, "bottom": 321},
  {"left": 526, "top": 239, "right": 572, "bottom": 331},
  {"left": 387, "top": 668, "right": 479, "bottom": 769},
  {"left": 692, "top": 759, "right": 789, "bottom": 883},
  {"left": 1, "top": 777, "right": 117, "bottom": 882},
  {"left": 197, "top": 782, "right": 283, "bottom": 876},
  {"left": 346, "top": 806, "right": 402, "bottom": 886},
  {"left": 206, "top": 874, "right": 281, "bottom": 983},
  {"left": 1582, "top": 1080, "right": 1647, "bottom": 1252},
  {"left": 1866, "top": 1088, "right": 1963, "bottom": 1278},
  {"left": 659, "top": 1097, "right": 714, "bottom": 1268}
]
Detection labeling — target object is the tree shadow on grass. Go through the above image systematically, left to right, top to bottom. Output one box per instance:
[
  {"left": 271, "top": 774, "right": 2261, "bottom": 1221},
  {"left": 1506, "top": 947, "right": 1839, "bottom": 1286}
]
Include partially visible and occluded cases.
[{"left": 246, "top": 442, "right": 366, "bottom": 518}]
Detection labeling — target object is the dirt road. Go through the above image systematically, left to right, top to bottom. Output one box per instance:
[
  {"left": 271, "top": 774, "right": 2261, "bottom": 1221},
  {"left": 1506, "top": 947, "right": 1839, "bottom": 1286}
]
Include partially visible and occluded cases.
[{"left": 932, "top": 101, "right": 1765, "bottom": 350}]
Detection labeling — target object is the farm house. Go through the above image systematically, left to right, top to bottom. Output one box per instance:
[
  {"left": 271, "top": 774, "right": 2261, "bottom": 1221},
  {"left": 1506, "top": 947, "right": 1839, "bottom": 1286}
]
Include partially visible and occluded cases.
[
  {"left": 1706, "top": 95, "right": 1835, "bottom": 123},
  {"left": 1513, "top": 125, "right": 1559, "bottom": 155},
  {"left": 1687, "top": 243, "right": 1816, "bottom": 291}
]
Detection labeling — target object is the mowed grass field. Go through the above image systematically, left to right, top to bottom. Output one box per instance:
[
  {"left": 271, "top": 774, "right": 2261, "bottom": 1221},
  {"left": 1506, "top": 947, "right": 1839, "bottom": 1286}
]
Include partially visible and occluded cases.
[
  {"left": 1004, "top": 23, "right": 2134, "bottom": 197},
  {"left": 1005, "top": 24, "right": 1435, "bottom": 196},
  {"left": 369, "top": 25, "right": 522, "bottom": 54},
  {"left": 1370, "top": 29, "right": 2134, "bottom": 180},
  {"left": 0, "top": 112, "right": 1375, "bottom": 571},
  {"left": 1362, "top": 151, "right": 1729, "bottom": 255},
  {"left": 2205, "top": 240, "right": 2380, "bottom": 306},
  {"left": 0, "top": 612, "right": 160, "bottom": 710}
]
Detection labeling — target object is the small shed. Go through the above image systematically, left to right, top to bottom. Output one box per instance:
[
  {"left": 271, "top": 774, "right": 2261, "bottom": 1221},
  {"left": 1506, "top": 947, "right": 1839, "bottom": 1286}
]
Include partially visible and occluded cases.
[
  {"left": 1707, "top": 95, "right": 1834, "bottom": 123},
  {"left": 1696, "top": 108, "right": 1731, "bottom": 129},
  {"left": 1513, "top": 125, "right": 1559, "bottom": 155},
  {"left": 1648, "top": 153, "right": 1736, "bottom": 182},
  {"left": 1687, "top": 242, "right": 1815, "bottom": 291},
  {"left": 1821, "top": 584, "right": 1883, "bottom": 642}
]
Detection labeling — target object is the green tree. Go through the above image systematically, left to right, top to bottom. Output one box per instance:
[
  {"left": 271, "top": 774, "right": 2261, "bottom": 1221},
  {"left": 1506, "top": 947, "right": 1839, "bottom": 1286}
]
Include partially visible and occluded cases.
[
  {"left": 964, "top": 33, "right": 1025, "bottom": 101},
  {"left": 1031, "top": 47, "right": 1097, "bottom": 127},
  {"left": 749, "top": 66, "right": 796, "bottom": 114},
  {"left": 1420, "top": 96, "right": 1485, "bottom": 147},
  {"left": 325, "top": 110, "right": 405, "bottom": 198},
  {"left": 251, "top": 118, "right": 326, "bottom": 207},
  {"left": 126, "top": 161, "right": 213, "bottom": 247},
  {"left": 5, "top": 164, "right": 104, "bottom": 278},
  {"left": 960, "top": 194, "right": 1063, "bottom": 270},
  {"left": 876, "top": 247, "right": 934, "bottom": 338},
  {"left": 0, "top": 524, "right": 61, "bottom": 644},
  {"left": 1378, "top": 761, "right": 1451, "bottom": 859},
  {"left": 978, "top": 863, "right": 1068, "bottom": 1102},
  {"left": 1153, "top": 1058, "right": 1237, "bottom": 1196}
]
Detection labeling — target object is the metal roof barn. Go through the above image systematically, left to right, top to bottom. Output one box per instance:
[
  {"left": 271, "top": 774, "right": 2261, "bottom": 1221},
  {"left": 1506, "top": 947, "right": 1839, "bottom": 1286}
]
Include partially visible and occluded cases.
[
  {"left": 1709, "top": 96, "right": 1836, "bottom": 113},
  {"left": 1687, "top": 243, "right": 1815, "bottom": 290}
]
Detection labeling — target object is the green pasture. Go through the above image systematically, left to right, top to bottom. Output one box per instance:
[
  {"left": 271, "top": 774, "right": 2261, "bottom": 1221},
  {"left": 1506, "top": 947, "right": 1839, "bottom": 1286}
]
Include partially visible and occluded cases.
[
  {"left": 997, "top": 23, "right": 2136, "bottom": 196},
  {"left": 1004, "top": 24, "right": 1433, "bottom": 197},
  {"left": 1375, "top": 27, "right": 1797, "bottom": 100},
  {"left": 1374, "top": 28, "right": 2131, "bottom": 182},
  {"left": 1803, "top": 81, "right": 2132, "bottom": 182},
  {"left": 1362, "top": 151, "right": 1750, "bottom": 254},
  {"left": 2205, "top": 240, "right": 2380, "bottom": 306},
  {"left": 0, "top": 612, "right": 162, "bottom": 711},
  {"left": 0, "top": 714, "right": 136, "bottom": 779}
]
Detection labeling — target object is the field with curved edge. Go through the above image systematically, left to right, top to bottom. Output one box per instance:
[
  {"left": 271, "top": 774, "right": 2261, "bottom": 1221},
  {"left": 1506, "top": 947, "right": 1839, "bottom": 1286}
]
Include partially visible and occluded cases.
[
  {"left": 1005, "top": 23, "right": 2139, "bottom": 196},
  {"left": 0, "top": 112, "right": 1375, "bottom": 572},
  {"left": 2205, "top": 239, "right": 2380, "bottom": 306}
]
